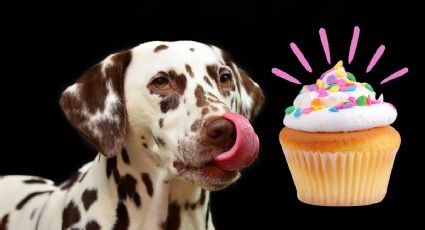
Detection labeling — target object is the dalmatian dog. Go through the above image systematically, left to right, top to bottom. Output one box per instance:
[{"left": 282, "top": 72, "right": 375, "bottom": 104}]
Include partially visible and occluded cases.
[{"left": 0, "top": 41, "right": 264, "bottom": 230}]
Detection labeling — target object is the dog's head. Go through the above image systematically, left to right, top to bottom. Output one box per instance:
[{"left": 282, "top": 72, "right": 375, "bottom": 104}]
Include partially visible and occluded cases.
[{"left": 60, "top": 41, "right": 264, "bottom": 190}]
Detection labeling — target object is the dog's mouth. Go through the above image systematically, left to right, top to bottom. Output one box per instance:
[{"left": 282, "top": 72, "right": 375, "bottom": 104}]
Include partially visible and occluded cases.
[
  {"left": 174, "top": 112, "right": 259, "bottom": 190},
  {"left": 173, "top": 161, "right": 239, "bottom": 190}
]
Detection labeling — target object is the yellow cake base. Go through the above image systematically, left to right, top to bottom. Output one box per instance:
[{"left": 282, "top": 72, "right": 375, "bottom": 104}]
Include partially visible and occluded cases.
[{"left": 279, "top": 126, "right": 400, "bottom": 206}]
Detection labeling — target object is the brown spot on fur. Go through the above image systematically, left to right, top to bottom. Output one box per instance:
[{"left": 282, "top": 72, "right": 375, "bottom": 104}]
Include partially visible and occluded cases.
[
  {"left": 154, "top": 45, "right": 168, "bottom": 52},
  {"left": 189, "top": 48, "right": 195, "bottom": 52},
  {"left": 60, "top": 51, "right": 131, "bottom": 158},
  {"left": 185, "top": 64, "right": 194, "bottom": 78},
  {"left": 206, "top": 65, "right": 219, "bottom": 83},
  {"left": 238, "top": 68, "right": 264, "bottom": 119},
  {"left": 156, "top": 70, "right": 187, "bottom": 113},
  {"left": 203, "top": 76, "right": 213, "bottom": 87},
  {"left": 195, "top": 85, "right": 207, "bottom": 107},
  {"left": 211, "top": 106, "right": 218, "bottom": 111},
  {"left": 202, "top": 107, "right": 209, "bottom": 116},
  {"left": 159, "top": 118, "right": 164, "bottom": 128},
  {"left": 191, "top": 119, "right": 202, "bottom": 132},
  {"left": 141, "top": 135, "right": 145, "bottom": 140},
  {"left": 157, "top": 137, "right": 166, "bottom": 146},
  {"left": 142, "top": 143, "right": 148, "bottom": 149},
  {"left": 121, "top": 149, "right": 130, "bottom": 165},
  {"left": 106, "top": 157, "right": 120, "bottom": 184},
  {"left": 61, "top": 171, "right": 81, "bottom": 190},
  {"left": 141, "top": 173, "right": 154, "bottom": 197},
  {"left": 117, "top": 174, "right": 141, "bottom": 208},
  {"left": 23, "top": 179, "right": 47, "bottom": 184},
  {"left": 82, "top": 189, "right": 98, "bottom": 211},
  {"left": 16, "top": 191, "right": 52, "bottom": 210},
  {"left": 62, "top": 201, "right": 81, "bottom": 230},
  {"left": 112, "top": 202, "right": 129, "bottom": 230},
  {"left": 161, "top": 202, "right": 181, "bottom": 230},
  {"left": 0, "top": 214, "right": 9, "bottom": 230},
  {"left": 86, "top": 221, "right": 101, "bottom": 230}
]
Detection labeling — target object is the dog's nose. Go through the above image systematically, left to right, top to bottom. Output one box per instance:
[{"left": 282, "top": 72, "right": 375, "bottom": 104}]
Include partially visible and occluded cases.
[{"left": 205, "top": 117, "right": 236, "bottom": 150}]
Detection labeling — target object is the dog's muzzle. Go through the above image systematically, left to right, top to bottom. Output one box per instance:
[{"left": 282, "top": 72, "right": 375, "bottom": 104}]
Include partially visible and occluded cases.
[{"left": 206, "top": 112, "right": 259, "bottom": 171}]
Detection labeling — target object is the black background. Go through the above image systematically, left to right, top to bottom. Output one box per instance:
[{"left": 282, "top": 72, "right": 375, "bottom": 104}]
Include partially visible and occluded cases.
[{"left": 3, "top": 0, "right": 424, "bottom": 229}]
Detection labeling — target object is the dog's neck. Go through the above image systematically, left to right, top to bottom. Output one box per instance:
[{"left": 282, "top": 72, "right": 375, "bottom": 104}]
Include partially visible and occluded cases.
[{"left": 84, "top": 142, "right": 211, "bottom": 229}]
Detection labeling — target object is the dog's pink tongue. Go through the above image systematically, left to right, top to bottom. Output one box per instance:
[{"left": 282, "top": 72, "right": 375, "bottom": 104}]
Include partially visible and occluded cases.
[{"left": 213, "top": 112, "right": 260, "bottom": 171}]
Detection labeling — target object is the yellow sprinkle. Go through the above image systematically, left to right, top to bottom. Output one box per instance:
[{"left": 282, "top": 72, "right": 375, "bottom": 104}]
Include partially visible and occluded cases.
[
  {"left": 334, "top": 60, "right": 343, "bottom": 69},
  {"left": 335, "top": 69, "right": 347, "bottom": 77},
  {"left": 316, "top": 79, "right": 324, "bottom": 88},
  {"left": 346, "top": 79, "right": 356, "bottom": 84},
  {"left": 361, "top": 82, "right": 367, "bottom": 87},
  {"left": 329, "top": 85, "right": 340, "bottom": 92},
  {"left": 342, "top": 99, "right": 349, "bottom": 103},
  {"left": 311, "top": 105, "right": 326, "bottom": 111}
]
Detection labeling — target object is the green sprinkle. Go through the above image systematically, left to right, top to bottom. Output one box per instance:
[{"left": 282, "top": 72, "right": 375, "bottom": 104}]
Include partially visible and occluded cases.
[
  {"left": 347, "top": 73, "right": 356, "bottom": 82},
  {"left": 365, "top": 83, "right": 374, "bottom": 92},
  {"left": 326, "top": 84, "right": 334, "bottom": 90},
  {"left": 356, "top": 95, "right": 367, "bottom": 106},
  {"left": 285, "top": 106, "right": 295, "bottom": 115}
]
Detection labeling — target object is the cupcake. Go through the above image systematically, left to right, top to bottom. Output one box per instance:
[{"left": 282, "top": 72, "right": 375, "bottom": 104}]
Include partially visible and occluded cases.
[{"left": 279, "top": 61, "right": 400, "bottom": 206}]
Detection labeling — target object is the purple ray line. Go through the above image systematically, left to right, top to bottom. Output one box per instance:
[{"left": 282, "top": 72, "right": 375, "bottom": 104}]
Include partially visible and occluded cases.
[
  {"left": 348, "top": 26, "right": 360, "bottom": 64},
  {"left": 319, "top": 28, "right": 331, "bottom": 64},
  {"left": 290, "top": 42, "right": 313, "bottom": 73},
  {"left": 366, "top": 45, "right": 385, "bottom": 73},
  {"left": 380, "top": 67, "right": 409, "bottom": 84},
  {"left": 271, "top": 68, "right": 302, "bottom": 84}
]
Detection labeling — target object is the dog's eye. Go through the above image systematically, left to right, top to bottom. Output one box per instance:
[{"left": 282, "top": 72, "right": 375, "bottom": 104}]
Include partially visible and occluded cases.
[
  {"left": 220, "top": 73, "right": 232, "bottom": 87},
  {"left": 152, "top": 77, "right": 170, "bottom": 89}
]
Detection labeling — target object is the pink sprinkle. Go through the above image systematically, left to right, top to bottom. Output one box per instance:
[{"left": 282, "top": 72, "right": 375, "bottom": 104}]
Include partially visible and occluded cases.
[
  {"left": 271, "top": 68, "right": 302, "bottom": 84},
  {"left": 336, "top": 79, "right": 346, "bottom": 86},
  {"left": 339, "top": 86, "right": 348, "bottom": 91},
  {"left": 318, "top": 91, "right": 328, "bottom": 97},
  {"left": 367, "top": 95, "right": 371, "bottom": 105},
  {"left": 348, "top": 96, "right": 356, "bottom": 104},
  {"left": 371, "top": 100, "right": 380, "bottom": 104},
  {"left": 334, "top": 104, "right": 344, "bottom": 109},
  {"left": 302, "top": 108, "right": 312, "bottom": 114}
]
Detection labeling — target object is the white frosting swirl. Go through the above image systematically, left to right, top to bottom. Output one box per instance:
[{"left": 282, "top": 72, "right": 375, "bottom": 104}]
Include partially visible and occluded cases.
[{"left": 283, "top": 62, "right": 397, "bottom": 132}]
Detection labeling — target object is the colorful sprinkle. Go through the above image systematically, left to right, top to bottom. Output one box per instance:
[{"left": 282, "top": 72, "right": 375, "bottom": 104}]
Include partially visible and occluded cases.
[
  {"left": 334, "top": 60, "right": 343, "bottom": 69},
  {"left": 335, "top": 69, "right": 347, "bottom": 77},
  {"left": 347, "top": 73, "right": 356, "bottom": 81},
  {"left": 326, "top": 75, "right": 337, "bottom": 85},
  {"left": 316, "top": 79, "right": 324, "bottom": 88},
  {"left": 336, "top": 79, "right": 346, "bottom": 86},
  {"left": 364, "top": 83, "right": 374, "bottom": 92},
  {"left": 307, "top": 84, "right": 317, "bottom": 91},
  {"left": 329, "top": 85, "right": 340, "bottom": 92},
  {"left": 339, "top": 86, "right": 348, "bottom": 92},
  {"left": 347, "top": 86, "right": 356, "bottom": 91},
  {"left": 356, "top": 95, "right": 367, "bottom": 106},
  {"left": 367, "top": 95, "right": 372, "bottom": 105},
  {"left": 348, "top": 96, "right": 356, "bottom": 104},
  {"left": 311, "top": 98, "right": 322, "bottom": 106},
  {"left": 342, "top": 102, "right": 354, "bottom": 109},
  {"left": 311, "top": 105, "right": 326, "bottom": 111},
  {"left": 285, "top": 106, "right": 295, "bottom": 115},
  {"left": 329, "top": 107, "right": 338, "bottom": 112},
  {"left": 294, "top": 108, "right": 302, "bottom": 117},
  {"left": 302, "top": 108, "right": 312, "bottom": 114}
]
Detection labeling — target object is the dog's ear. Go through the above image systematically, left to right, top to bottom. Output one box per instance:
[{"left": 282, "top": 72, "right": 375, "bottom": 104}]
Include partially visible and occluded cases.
[
  {"left": 212, "top": 46, "right": 265, "bottom": 120},
  {"left": 60, "top": 51, "right": 132, "bottom": 157}
]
